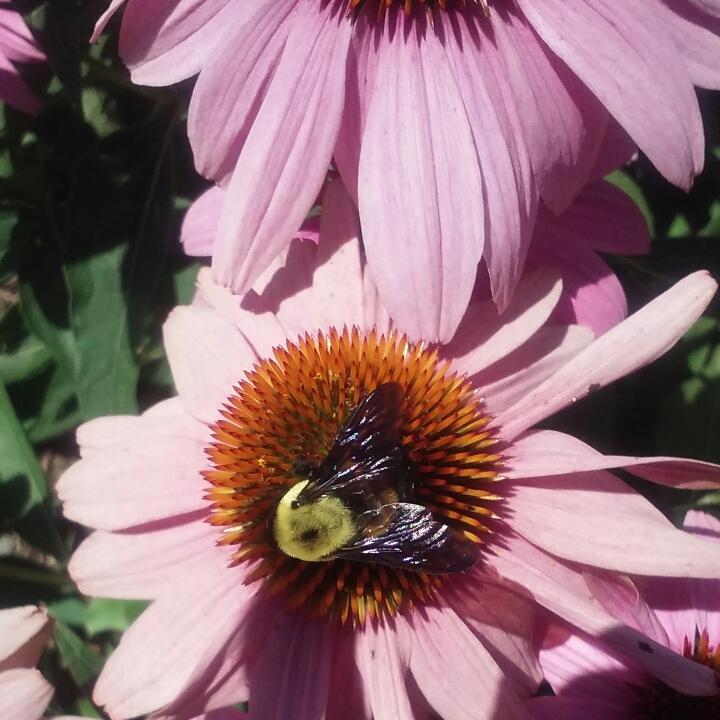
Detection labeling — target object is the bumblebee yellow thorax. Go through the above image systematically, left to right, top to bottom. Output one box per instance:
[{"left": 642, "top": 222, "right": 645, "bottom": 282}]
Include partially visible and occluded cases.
[{"left": 273, "top": 480, "right": 356, "bottom": 562}]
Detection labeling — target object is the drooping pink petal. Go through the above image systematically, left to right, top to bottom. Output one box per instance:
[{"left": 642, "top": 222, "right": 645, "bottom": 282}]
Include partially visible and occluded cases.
[
  {"left": 91, "top": 0, "right": 126, "bottom": 42},
  {"left": 119, "top": 0, "right": 238, "bottom": 85},
  {"left": 188, "top": 0, "right": 296, "bottom": 182},
  {"left": 516, "top": 0, "right": 704, "bottom": 189},
  {"left": 660, "top": 0, "right": 720, "bottom": 89},
  {"left": 211, "top": 2, "right": 351, "bottom": 296},
  {"left": 488, "top": 6, "right": 608, "bottom": 212},
  {"left": 0, "top": 7, "right": 45, "bottom": 62},
  {"left": 439, "top": 10, "right": 538, "bottom": 313},
  {"left": 358, "top": 12, "right": 485, "bottom": 343},
  {"left": 0, "top": 54, "right": 41, "bottom": 114},
  {"left": 181, "top": 186, "right": 224, "bottom": 257},
  {"left": 448, "top": 268, "right": 562, "bottom": 375},
  {"left": 499, "top": 271, "right": 717, "bottom": 439},
  {"left": 163, "top": 305, "right": 258, "bottom": 425},
  {"left": 506, "top": 429, "right": 720, "bottom": 489},
  {"left": 57, "top": 431, "right": 207, "bottom": 530},
  {"left": 506, "top": 469, "right": 720, "bottom": 577},
  {"left": 488, "top": 535, "right": 719, "bottom": 695},
  {"left": 94, "top": 569, "right": 252, "bottom": 720},
  {"left": 581, "top": 571, "right": 670, "bottom": 646},
  {"left": 454, "top": 579, "right": 544, "bottom": 698},
  {"left": 153, "top": 595, "right": 287, "bottom": 720},
  {"left": 408, "top": 605, "right": 533, "bottom": 720},
  {"left": 247, "top": 612, "right": 332, "bottom": 720},
  {"left": 355, "top": 620, "right": 413, "bottom": 720},
  {"left": 327, "top": 629, "right": 372, "bottom": 720},
  {"left": 0, "top": 668, "right": 54, "bottom": 720},
  {"left": 526, "top": 695, "right": 625, "bottom": 720}
]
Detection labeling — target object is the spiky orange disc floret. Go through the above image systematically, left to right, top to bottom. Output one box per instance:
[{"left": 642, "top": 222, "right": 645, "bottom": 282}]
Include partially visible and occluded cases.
[{"left": 203, "top": 327, "right": 503, "bottom": 625}]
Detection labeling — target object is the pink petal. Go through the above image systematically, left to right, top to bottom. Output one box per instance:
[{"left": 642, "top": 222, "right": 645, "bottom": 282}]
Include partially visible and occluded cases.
[
  {"left": 91, "top": 0, "right": 126, "bottom": 42},
  {"left": 119, "top": 0, "right": 238, "bottom": 85},
  {"left": 188, "top": 0, "right": 296, "bottom": 182},
  {"left": 516, "top": 0, "right": 704, "bottom": 189},
  {"left": 660, "top": 0, "right": 720, "bottom": 89},
  {"left": 211, "top": 3, "right": 351, "bottom": 296},
  {"left": 488, "top": 6, "right": 608, "bottom": 212},
  {"left": 0, "top": 8, "right": 45, "bottom": 62},
  {"left": 439, "top": 12, "right": 538, "bottom": 313},
  {"left": 358, "top": 13, "right": 485, "bottom": 344},
  {"left": 0, "top": 54, "right": 41, "bottom": 114},
  {"left": 274, "top": 179, "right": 365, "bottom": 335},
  {"left": 540, "top": 181, "right": 649, "bottom": 256},
  {"left": 181, "top": 186, "right": 224, "bottom": 257},
  {"left": 526, "top": 237, "right": 626, "bottom": 336},
  {"left": 194, "top": 268, "right": 288, "bottom": 359},
  {"left": 449, "top": 268, "right": 563, "bottom": 376},
  {"left": 499, "top": 271, "right": 717, "bottom": 440},
  {"left": 163, "top": 305, "right": 258, "bottom": 425},
  {"left": 477, "top": 325, "right": 595, "bottom": 417},
  {"left": 76, "top": 411, "right": 210, "bottom": 457},
  {"left": 506, "top": 429, "right": 720, "bottom": 489},
  {"left": 57, "top": 434, "right": 207, "bottom": 531},
  {"left": 506, "top": 469, "right": 720, "bottom": 577},
  {"left": 69, "top": 518, "right": 224, "bottom": 600},
  {"left": 488, "top": 535, "right": 719, "bottom": 694},
  {"left": 95, "top": 569, "right": 252, "bottom": 720},
  {"left": 581, "top": 570, "right": 670, "bottom": 646},
  {"left": 642, "top": 576, "right": 697, "bottom": 653},
  {"left": 454, "top": 579, "right": 543, "bottom": 698},
  {"left": 154, "top": 596, "right": 287, "bottom": 720},
  {"left": 408, "top": 605, "right": 532, "bottom": 720},
  {"left": 0, "top": 607, "right": 51, "bottom": 668},
  {"left": 247, "top": 613, "right": 332, "bottom": 720},
  {"left": 355, "top": 621, "right": 413, "bottom": 720},
  {"left": 536, "top": 628, "right": 640, "bottom": 705},
  {"left": 327, "top": 629, "right": 372, "bottom": 720},
  {"left": 0, "top": 668, "right": 53, "bottom": 720},
  {"left": 526, "top": 696, "right": 625, "bottom": 720}
]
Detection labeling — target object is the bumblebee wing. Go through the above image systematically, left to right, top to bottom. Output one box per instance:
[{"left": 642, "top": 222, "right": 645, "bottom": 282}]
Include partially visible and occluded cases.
[
  {"left": 303, "top": 382, "right": 406, "bottom": 499},
  {"left": 333, "top": 503, "right": 479, "bottom": 574}
]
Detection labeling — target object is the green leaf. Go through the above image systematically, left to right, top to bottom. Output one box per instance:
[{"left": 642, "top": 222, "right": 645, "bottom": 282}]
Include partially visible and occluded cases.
[
  {"left": 606, "top": 170, "right": 655, "bottom": 237},
  {"left": 67, "top": 245, "right": 139, "bottom": 419},
  {"left": 174, "top": 262, "right": 201, "bottom": 306},
  {"left": 0, "top": 334, "right": 53, "bottom": 384},
  {"left": 25, "top": 366, "right": 81, "bottom": 443},
  {"left": 0, "top": 375, "right": 47, "bottom": 513},
  {"left": 84, "top": 598, "right": 148, "bottom": 636},
  {"left": 53, "top": 619, "right": 105, "bottom": 686}
]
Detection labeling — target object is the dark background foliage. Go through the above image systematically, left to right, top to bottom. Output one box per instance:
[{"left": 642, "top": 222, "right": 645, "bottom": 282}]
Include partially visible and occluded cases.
[{"left": 0, "top": 1, "right": 718, "bottom": 716}]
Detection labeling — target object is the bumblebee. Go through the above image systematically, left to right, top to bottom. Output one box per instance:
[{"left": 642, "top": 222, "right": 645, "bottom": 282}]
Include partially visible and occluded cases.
[{"left": 273, "top": 382, "right": 479, "bottom": 574}]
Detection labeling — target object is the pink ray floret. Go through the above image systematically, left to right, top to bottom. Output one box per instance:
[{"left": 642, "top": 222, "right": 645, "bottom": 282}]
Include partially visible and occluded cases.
[
  {"left": 0, "top": 2, "right": 44, "bottom": 113},
  {"left": 0, "top": 606, "right": 54, "bottom": 720}
]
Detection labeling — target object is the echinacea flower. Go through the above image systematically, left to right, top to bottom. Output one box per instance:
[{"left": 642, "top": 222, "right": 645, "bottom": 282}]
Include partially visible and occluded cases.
[
  {"left": 94, "top": 0, "right": 715, "bottom": 341},
  {"left": 0, "top": 2, "right": 44, "bottom": 113},
  {"left": 181, "top": 178, "right": 650, "bottom": 338},
  {"left": 58, "top": 183, "right": 720, "bottom": 720},
  {"left": 527, "top": 510, "right": 720, "bottom": 720},
  {"left": 0, "top": 605, "right": 54, "bottom": 720}
]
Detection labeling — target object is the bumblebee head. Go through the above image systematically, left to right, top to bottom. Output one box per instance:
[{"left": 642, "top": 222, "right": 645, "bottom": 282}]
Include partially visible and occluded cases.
[{"left": 273, "top": 480, "right": 356, "bottom": 562}]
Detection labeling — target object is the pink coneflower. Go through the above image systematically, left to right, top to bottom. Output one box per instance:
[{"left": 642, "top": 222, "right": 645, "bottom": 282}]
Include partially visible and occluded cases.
[
  {"left": 94, "top": 0, "right": 714, "bottom": 342},
  {"left": 0, "top": 2, "right": 44, "bottom": 113},
  {"left": 181, "top": 178, "right": 650, "bottom": 338},
  {"left": 58, "top": 184, "right": 720, "bottom": 719},
  {"left": 527, "top": 510, "right": 720, "bottom": 720},
  {"left": 0, "top": 605, "right": 54, "bottom": 720}
]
